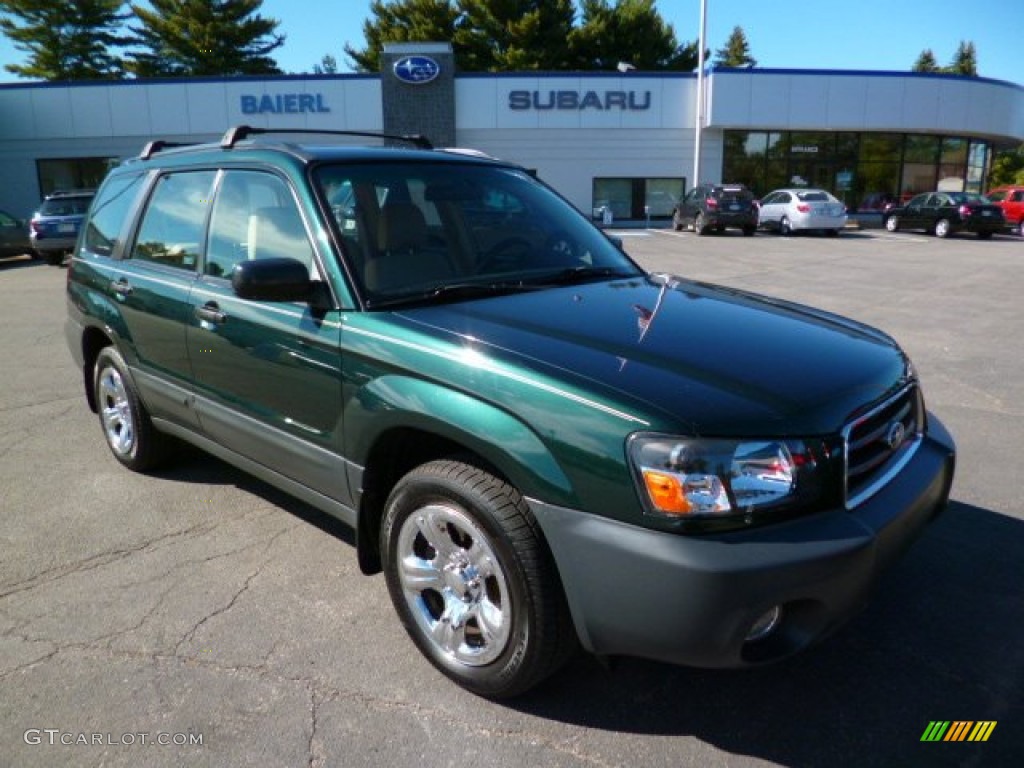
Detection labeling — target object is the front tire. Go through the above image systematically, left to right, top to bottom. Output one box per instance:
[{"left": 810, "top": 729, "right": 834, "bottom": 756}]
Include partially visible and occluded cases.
[
  {"left": 672, "top": 209, "right": 683, "bottom": 231},
  {"left": 885, "top": 215, "right": 899, "bottom": 232},
  {"left": 94, "top": 347, "right": 170, "bottom": 471},
  {"left": 381, "top": 460, "right": 575, "bottom": 699}
]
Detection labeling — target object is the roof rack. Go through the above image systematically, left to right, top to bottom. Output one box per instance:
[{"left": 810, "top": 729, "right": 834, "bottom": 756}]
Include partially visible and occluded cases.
[
  {"left": 220, "top": 125, "right": 433, "bottom": 150},
  {"left": 139, "top": 140, "right": 196, "bottom": 161}
]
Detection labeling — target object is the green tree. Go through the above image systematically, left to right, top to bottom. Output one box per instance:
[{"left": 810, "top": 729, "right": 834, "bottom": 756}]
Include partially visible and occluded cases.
[
  {"left": 0, "top": 0, "right": 131, "bottom": 79},
  {"left": 126, "top": 0, "right": 284, "bottom": 77},
  {"left": 344, "top": 0, "right": 458, "bottom": 72},
  {"left": 455, "top": 0, "right": 575, "bottom": 71},
  {"left": 568, "top": 0, "right": 699, "bottom": 71},
  {"left": 714, "top": 25, "right": 755, "bottom": 68},
  {"left": 946, "top": 40, "right": 977, "bottom": 76},
  {"left": 911, "top": 48, "right": 939, "bottom": 73},
  {"left": 313, "top": 54, "right": 338, "bottom": 75},
  {"left": 988, "top": 144, "right": 1024, "bottom": 188}
]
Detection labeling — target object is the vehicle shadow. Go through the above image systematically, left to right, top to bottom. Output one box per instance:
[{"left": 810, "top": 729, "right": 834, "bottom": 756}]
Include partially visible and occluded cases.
[
  {"left": 0, "top": 254, "right": 44, "bottom": 270},
  {"left": 152, "top": 446, "right": 356, "bottom": 548},
  {"left": 513, "top": 500, "right": 1023, "bottom": 767}
]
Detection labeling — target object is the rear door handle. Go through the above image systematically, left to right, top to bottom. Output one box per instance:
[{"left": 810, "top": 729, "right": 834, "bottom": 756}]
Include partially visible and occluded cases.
[{"left": 194, "top": 302, "right": 226, "bottom": 325}]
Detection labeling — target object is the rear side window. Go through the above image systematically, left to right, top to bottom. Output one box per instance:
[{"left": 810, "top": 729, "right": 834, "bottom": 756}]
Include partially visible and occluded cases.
[
  {"left": 131, "top": 171, "right": 216, "bottom": 270},
  {"left": 83, "top": 174, "right": 144, "bottom": 258},
  {"left": 987, "top": 190, "right": 1006, "bottom": 202}
]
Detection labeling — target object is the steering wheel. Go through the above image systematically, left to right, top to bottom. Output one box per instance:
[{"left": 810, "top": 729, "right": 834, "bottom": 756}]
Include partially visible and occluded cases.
[{"left": 476, "top": 237, "right": 533, "bottom": 274}]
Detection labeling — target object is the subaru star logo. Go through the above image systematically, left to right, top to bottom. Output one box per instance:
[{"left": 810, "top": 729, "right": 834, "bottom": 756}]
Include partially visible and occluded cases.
[
  {"left": 393, "top": 56, "right": 440, "bottom": 85},
  {"left": 885, "top": 421, "right": 906, "bottom": 451}
]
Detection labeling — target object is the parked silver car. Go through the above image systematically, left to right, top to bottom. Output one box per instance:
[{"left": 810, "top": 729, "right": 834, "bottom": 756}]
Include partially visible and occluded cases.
[{"left": 758, "top": 188, "right": 847, "bottom": 236}]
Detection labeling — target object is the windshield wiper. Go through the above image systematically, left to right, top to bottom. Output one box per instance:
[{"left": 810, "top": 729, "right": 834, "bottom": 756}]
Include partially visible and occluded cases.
[
  {"left": 529, "top": 265, "right": 640, "bottom": 286},
  {"left": 365, "top": 281, "right": 538, "bottom": 309}
]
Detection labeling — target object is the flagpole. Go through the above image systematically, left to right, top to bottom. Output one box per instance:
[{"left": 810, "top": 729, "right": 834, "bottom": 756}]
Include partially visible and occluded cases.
[{"left": 692, "top": 0, "right": 708, "bottom": 191}]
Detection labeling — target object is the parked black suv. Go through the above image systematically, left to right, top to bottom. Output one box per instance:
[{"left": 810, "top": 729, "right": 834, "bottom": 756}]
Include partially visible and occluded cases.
[
  {"left": 66, "top": 126, "right": 955, "bottom": 698},
  {"left": 673, "top": 182, "right": 757, "bottom": 236},
  {"left": 30, "top": 189, "right": 95, "bottom": 264}
]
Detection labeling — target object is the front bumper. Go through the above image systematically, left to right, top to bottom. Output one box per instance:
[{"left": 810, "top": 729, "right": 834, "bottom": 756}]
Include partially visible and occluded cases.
[{"left": 529, "top": 413, "right": 955, "bottom": 668}]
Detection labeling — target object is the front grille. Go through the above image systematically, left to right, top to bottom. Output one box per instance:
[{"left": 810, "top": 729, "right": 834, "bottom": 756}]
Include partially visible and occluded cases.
[{"left": 843, "top": 383, "right": 923, "bottom": 508}]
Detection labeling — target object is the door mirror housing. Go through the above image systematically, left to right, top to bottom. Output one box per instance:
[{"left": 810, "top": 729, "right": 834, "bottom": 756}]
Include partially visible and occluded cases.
[{"left": 231, "top": 257, "right": 313, "bottom": 302}]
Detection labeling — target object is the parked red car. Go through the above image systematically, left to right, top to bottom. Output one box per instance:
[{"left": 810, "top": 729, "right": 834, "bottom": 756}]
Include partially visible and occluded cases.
[{"left": 986, "top": 186, "right": 1024, "bottom": 235}]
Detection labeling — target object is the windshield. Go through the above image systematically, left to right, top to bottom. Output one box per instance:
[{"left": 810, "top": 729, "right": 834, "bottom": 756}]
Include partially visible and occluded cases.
[{"left": 314, "top": 161, "right": 641, "bottom": 306}]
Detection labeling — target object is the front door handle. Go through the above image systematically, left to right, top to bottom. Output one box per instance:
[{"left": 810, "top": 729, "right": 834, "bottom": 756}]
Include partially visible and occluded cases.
[
  {"left": 110, "top": 278, "right": 133, "bottom": 297},
  {"left": 194, "top": 302, "right": 226, "bottom": 325}
]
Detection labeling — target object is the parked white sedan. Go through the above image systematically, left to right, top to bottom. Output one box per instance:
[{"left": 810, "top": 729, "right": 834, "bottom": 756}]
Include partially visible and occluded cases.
[{"left": 758, "top": 188, "right": 847, "bottom": 236}]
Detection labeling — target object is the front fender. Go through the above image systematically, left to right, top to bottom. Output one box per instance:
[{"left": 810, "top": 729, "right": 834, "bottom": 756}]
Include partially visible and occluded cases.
[{"left": 345, "top": 374, "right": 575, "bottom": 506}]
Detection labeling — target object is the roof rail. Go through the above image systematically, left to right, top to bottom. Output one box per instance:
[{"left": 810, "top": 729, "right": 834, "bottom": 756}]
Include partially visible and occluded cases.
[
  {"left": 220, "top": 125, "right": 433, "bottom": 150},
  {"left": 139, "top": 140, "right": 195, "bottom": 161}
]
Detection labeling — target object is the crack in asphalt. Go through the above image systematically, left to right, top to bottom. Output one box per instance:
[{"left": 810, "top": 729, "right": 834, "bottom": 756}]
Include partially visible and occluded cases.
[
  {"left": 0, "top": 504, "right": 283, "bottom": 600},
  {"left": 173, "top": 522, "right": 297, "bottom": 656}
]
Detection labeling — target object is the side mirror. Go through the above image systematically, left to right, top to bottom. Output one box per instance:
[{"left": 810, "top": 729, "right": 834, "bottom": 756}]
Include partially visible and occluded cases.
[
  {"left": 606, "top": 234, "right": 624, "bottom": 251},
  {"left": 231, "top": 257, "right": 312, "bottom": 302}
]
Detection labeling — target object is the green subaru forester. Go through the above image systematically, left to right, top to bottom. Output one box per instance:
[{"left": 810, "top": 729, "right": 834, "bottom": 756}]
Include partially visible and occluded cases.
[{"left": 66, "top": 127, "right": 955, "bottom": 698}]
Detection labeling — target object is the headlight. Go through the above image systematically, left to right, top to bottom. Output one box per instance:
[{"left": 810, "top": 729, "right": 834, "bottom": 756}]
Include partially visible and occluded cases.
[{"left": 628, "top": 434, "right": 835, "bottom": 528}]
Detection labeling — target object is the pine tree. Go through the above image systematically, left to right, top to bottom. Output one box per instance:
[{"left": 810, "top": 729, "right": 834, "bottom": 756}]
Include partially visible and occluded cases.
[
  {"left": 0, "top": 0, "right": 131, "bottom": 80},
  {"left": 126, "top": 0, "right": 284, "bottom": 77},
  {"left": 344, "top": 0, "right": 458, "bottom": 73},
  {"left": 455, "top": 0, "right": 575, "bottom": 71},
  {"left": 568, "top": 0, "right": 699, "bottom": 71},
  {"left": 714, "top": 25, "right": 755, "bottom": 68},
  {"left": 947, "top": 40, "right": 977, "bottom": 76},
  {"left": 911, "top": 49, "right": 939, "bottom": 73},
  {"left": 313, "top": 54, "right": 338, "bottom": 75}
]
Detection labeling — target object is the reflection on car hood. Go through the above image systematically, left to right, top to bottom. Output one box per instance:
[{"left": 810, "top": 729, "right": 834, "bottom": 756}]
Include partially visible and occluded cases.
[{"left": 395, "top": 275, "right": 910, "bottom": 436}]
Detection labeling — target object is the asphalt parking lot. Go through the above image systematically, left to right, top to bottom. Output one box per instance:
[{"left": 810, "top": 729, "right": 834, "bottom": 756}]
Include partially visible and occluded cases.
[{"left": 2, "top": 228, "right": 1022, "bottom": 767}]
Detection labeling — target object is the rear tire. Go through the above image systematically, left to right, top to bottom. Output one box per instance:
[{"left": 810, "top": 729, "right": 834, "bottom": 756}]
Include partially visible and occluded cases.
[
  {"left": 672, "top": 209, "right": 683, "bottom": 231},
  {"left": 695, "top": 212, "right": 708, "bottom": 236},
  {"left": 885, "top": 215, "right": 899, "bottom": 233},
  {"left": 780, "top": 216, "right": 792, "bottom": 236},
  {"left": 934, "top": 218, "right": 951, "bottom": 238},
  {"left": 742, "top": 226, "right": 756, "bottom": 237},
  {"left": 977, "top": 231, "right": 993, "bottom": 240},
  {"left": 44, "top": 250, "right": 64, "bottom": 266},
  {"left": 94, "top": 347, "right": 171, "bottom": 471},
  {"left": 381, "top": 460, "right": 576, "bottom": 699}
]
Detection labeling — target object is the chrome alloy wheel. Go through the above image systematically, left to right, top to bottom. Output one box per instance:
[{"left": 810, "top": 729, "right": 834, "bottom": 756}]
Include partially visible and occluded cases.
[
  {"left": 98, "top": 366, "right": 135, "bottom": 457},
  {"left": 396, "top": 503, "right": 511, "bottom": 666}
]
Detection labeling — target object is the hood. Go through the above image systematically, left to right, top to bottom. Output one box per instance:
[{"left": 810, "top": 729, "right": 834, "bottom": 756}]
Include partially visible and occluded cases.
[{"left": 395, "top": 275, "right": 910, "bottom": 436}]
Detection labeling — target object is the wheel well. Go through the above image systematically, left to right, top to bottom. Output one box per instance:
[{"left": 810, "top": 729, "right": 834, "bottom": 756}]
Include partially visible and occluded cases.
[
  {"left": 80, "top": 327, "right": 113, "bottom": 412},
  {"left": 355, "top": 427, "right": 506, "bottom": 575}
]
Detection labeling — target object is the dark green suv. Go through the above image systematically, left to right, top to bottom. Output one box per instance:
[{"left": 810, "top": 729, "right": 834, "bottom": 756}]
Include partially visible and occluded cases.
[{"left": 66, "top": 127, "right": 955, "bottom": 698}]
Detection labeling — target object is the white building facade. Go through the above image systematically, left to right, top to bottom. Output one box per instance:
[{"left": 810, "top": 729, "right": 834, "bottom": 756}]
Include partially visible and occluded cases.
[{"left": 1, "top": 55, "right": 1022, "bottom": 221}]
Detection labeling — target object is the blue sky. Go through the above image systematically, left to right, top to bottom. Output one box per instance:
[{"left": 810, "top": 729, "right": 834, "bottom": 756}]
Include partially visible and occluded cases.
[{"left": 0, "top": 1, "right": 1019, "bottom": 85}]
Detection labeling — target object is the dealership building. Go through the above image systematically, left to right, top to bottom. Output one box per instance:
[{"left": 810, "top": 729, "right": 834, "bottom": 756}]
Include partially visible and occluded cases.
[{"left": 1, "top": 42, "right": 1022, "bottom": 221}]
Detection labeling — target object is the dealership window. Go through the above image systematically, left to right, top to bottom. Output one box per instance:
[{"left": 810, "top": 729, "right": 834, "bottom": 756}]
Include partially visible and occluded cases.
[
  {"left": 901, "top": 135, "right": 940, "bottom": 200},
  {"left": 967, "top": 141, "right": 989, "bottom": 194},
  {"left": 36, "top": 157, "right": 117, "bottom": 197},
  {"left": 592, "top": 177, "right": 684, "bottom": 220}
]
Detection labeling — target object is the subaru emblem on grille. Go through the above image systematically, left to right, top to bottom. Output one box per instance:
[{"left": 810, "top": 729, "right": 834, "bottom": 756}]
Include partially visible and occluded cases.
[{"left": 885, "top": 421, "right": 906, "bottom": 450}]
